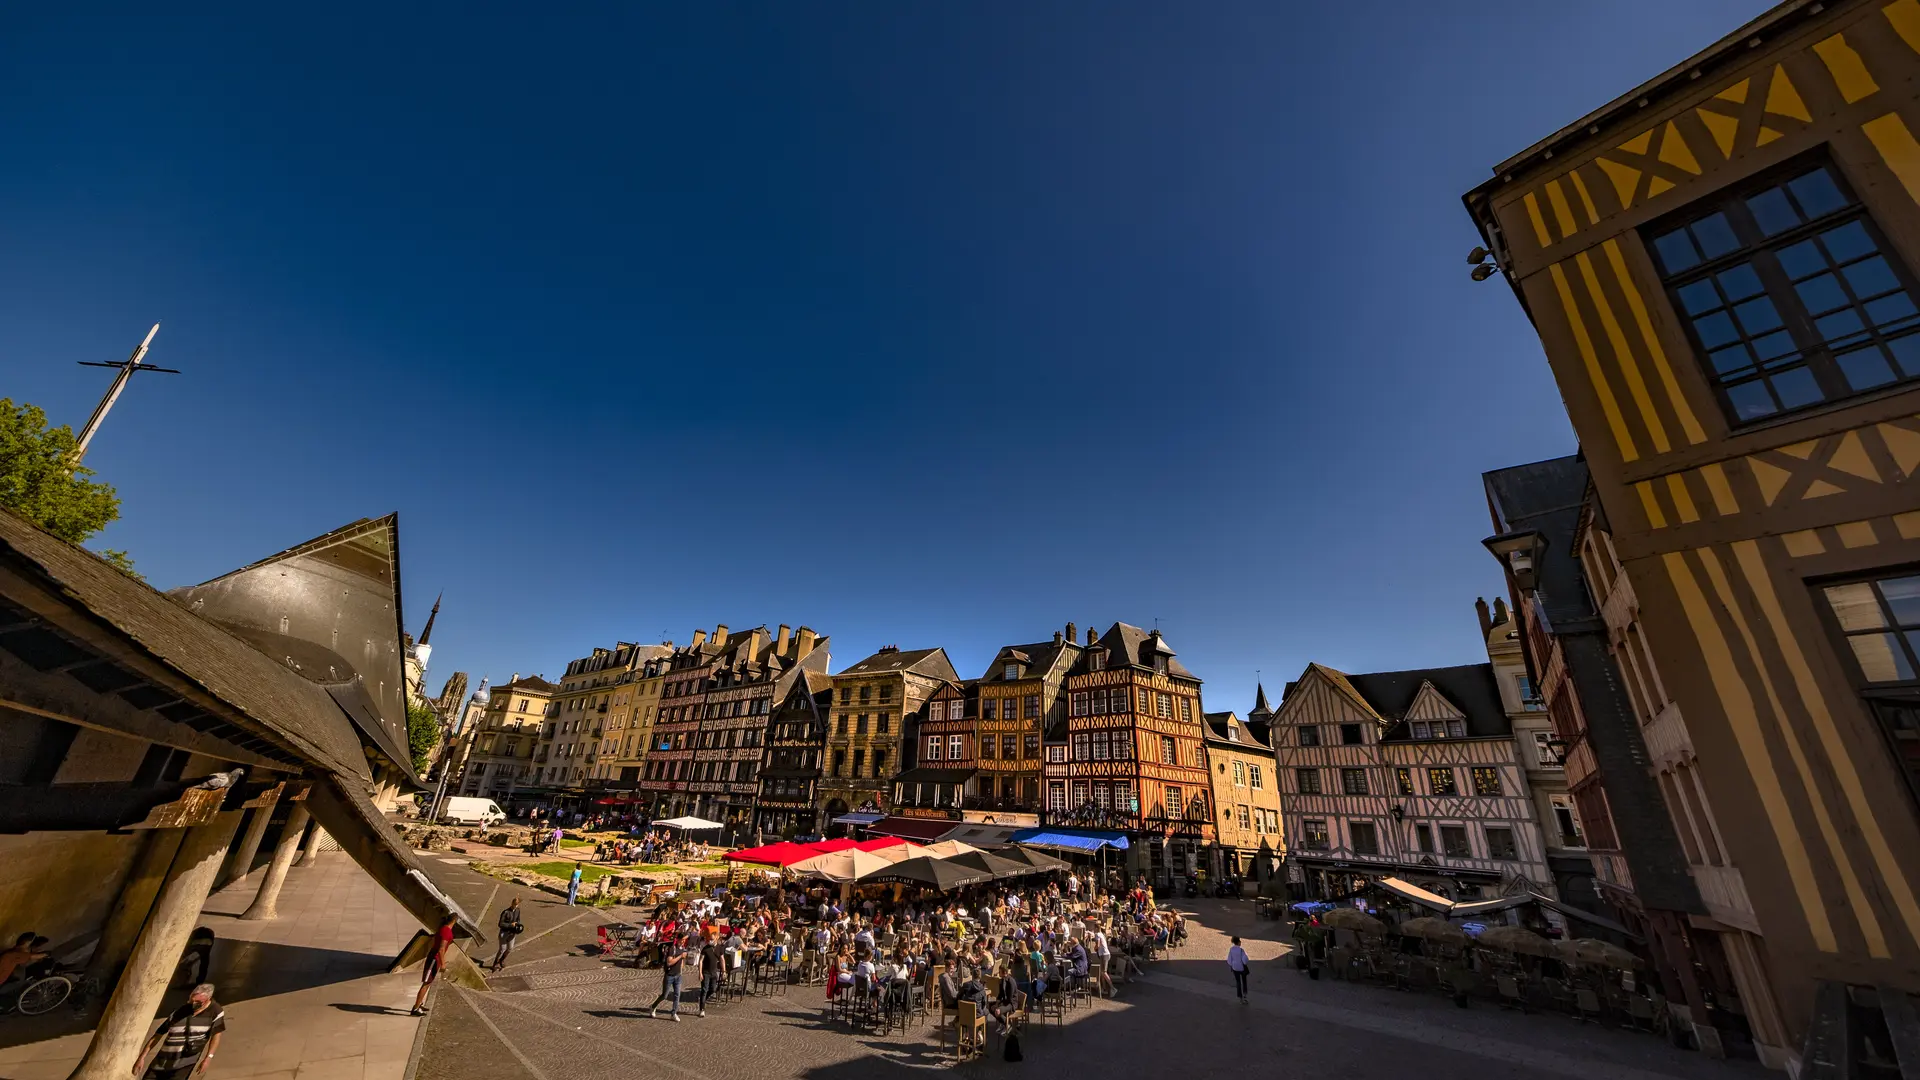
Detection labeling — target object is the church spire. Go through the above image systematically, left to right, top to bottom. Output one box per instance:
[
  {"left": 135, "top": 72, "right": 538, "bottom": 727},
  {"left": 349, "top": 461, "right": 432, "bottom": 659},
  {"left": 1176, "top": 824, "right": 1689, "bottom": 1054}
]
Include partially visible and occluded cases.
[
  {"left": 420, "top": 592, "right": 442, "bottom": 645},
  {"left": 1249, "top": 681, "right": 1273, "bottom": 719}
]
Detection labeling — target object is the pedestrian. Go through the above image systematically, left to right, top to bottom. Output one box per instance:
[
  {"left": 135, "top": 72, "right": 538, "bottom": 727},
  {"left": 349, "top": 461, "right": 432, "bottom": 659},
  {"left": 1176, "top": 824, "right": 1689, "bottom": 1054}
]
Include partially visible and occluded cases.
[
  {"left": 567, "top": 863, "right": 584, "bottom": 907},
  {"left": 491, "top": 898, "right": 524, "bottom": 972},
  {"left": 411, "top": 914, "right": 456, "bottom": 1016},
  {"left": 699, "top": 930, "right": 726, "bottom": 1017},
  {"left": 649, "top": 934, "right": 687, "bottom": 1021},
  {"left": 1227, "top": 935, "right": 1249, "bottom": 1003},
  {"left": 135, "top": 983, "right": 225, "bottom": 1080}
]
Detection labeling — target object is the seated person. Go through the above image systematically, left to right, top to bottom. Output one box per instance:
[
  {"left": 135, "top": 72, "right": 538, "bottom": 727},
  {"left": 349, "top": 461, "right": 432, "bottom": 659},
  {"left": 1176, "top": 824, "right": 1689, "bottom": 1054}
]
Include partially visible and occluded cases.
[{"left": 0, "top": 933, "right": 49, "bottom": 989}]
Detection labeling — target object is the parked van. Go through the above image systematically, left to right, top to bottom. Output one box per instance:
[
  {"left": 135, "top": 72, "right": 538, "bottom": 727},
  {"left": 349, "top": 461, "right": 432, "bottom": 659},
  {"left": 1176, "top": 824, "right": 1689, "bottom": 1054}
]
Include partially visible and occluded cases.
[{"left": 440, "top": 796, "right": 507, "bottom": 826}]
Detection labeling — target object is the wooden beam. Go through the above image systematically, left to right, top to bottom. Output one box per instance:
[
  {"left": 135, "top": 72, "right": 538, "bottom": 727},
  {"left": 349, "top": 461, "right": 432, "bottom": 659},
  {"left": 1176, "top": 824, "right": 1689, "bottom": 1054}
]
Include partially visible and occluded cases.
[
  {"left": 0, "top": 655, "right": 285, "bottom": 771},
  {"left": 0, "top": 781, "right": 200, "bottom": 833},
  {"left": 1879, "top": 987, "right": 1920, "bottom": 1080}
]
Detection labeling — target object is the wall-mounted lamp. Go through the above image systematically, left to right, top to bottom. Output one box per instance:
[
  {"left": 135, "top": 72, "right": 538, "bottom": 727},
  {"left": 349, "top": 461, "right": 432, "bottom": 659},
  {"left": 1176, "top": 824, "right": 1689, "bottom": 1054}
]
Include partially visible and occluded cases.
[{"left": 1482, "top": 530, "right": 1548, "bottom": 593}]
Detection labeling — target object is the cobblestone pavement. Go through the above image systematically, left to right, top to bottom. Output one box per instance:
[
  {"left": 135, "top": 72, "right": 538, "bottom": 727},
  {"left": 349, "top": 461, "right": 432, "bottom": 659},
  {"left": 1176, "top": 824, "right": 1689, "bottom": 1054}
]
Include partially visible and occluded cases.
[{"left": 407, "top": 858, "right": 1775, "bottom": 1080}]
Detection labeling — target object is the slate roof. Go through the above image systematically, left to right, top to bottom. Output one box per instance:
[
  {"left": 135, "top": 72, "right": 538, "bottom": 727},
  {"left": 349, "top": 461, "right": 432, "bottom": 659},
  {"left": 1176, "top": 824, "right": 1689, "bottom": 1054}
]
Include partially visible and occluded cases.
[
  {"left": 1483, "top": 455, "right": 1596, "bottom": 631},
  {"left": 0, "top": 506, "right": 370, "bottom": 779},
  {"left": 1075, "top": 622, "right": 1195, "bottom": 679},
  {"left": 980, "top": 638, "right": 1080, "bottom": 683},
  {"left": 839, "top": 647, "right": 958, "bottom": 681},
  {"left": 1343, "top": 663, "right": 1512, "bottom": 739},
  {"left": 500, "top": 675, "right": 558, "bottom": 693},
  {"left": 1203, "top": 710, "right": 1271, "bottom": 750}
]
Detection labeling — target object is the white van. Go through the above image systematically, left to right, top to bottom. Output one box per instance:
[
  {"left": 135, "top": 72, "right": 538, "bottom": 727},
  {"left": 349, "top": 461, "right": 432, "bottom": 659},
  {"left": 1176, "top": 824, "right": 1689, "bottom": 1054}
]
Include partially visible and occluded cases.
[{"left": 440, "top": 796, "right": 507, "bottom": 826}]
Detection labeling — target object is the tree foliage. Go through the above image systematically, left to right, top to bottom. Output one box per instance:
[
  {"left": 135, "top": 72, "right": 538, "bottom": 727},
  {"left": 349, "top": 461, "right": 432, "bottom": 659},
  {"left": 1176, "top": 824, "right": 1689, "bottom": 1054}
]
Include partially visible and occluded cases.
[
  {"left": 0, "top": 398, "right": 134, "bottom": 574},
  {"left": 407, "top": 698, "right": 443, "bottom": 776}
]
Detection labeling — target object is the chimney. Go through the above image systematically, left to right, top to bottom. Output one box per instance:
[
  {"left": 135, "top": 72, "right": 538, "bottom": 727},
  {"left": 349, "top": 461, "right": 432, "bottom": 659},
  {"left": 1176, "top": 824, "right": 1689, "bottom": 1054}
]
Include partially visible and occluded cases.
[
  {"left": 1475, "top": 597, "right": 1493, "bottom": 639},
  {"left": 1493, "top": 597, "right": 1510, "bottom": 626},
  {"left": 1065, "top": 622, "right": 1077, "bottom": 644},
  {"left": 713, "top": 624, "right": 729, "bottom": 645},
  {"left": 776, "top": 624, "right": 792, "bottom": 655},
  {"left": 747, "top": 626, "right": 767, "bottom": 659},
  {"left": 795, "top": 626, "right": 818, "bottom": 659},
  {"left": 1086, "top": 626, "right": 1097, "bottom": 646},
  {"left": 691, "top": 629, "right": 708, "bottom": 648},
  {"left": 1053, "top": 631, "right": 1063, "bottom": 645},
  {"left": 878, "top": 645, "right": 899, "bottom": 655},
  {"left": 511, "top": 671, "right": 519, "bottom": 683}
]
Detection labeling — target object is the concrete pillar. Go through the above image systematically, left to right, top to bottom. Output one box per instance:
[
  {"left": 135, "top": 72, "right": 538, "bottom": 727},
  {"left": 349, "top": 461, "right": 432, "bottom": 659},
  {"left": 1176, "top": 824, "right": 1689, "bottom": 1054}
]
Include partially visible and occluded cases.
[
  {"left": 216, "top": 790, "right": 283, "bottom": 891},
  {"left": 240, "top": 803, "right": 310, "bottom": 921},
  {"left": 68, "top": 811, "right": 241, "bottom": 1080},
  {"left": 295, "top": 819, "right": 326, "bottom": 866},
  {"left": 84, "top": 828, "right": 188, "bottom": 986}
]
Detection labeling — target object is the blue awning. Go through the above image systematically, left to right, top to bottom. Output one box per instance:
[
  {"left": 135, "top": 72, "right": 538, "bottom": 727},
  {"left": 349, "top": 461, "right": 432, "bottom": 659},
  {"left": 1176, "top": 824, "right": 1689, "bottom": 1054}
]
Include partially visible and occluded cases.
[
  {"left": 832, "top": 812, "right": 885, "bottom": 825},
  {"left": 1008, "top": 827, "right": 1130, "bottom": 852}
]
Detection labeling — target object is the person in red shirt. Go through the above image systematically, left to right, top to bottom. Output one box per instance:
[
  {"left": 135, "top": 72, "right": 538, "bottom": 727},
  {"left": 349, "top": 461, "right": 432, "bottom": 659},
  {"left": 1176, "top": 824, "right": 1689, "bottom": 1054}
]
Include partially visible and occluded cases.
[{"left": 410, "top": 915, "right": 457, "bottom": 1016}]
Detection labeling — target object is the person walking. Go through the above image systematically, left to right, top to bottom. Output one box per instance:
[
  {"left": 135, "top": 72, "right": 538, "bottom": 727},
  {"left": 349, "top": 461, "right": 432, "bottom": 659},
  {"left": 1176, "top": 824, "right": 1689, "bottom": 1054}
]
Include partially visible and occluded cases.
[
  {"left": 566, "top": 863, "right": 584, "bottom": 907},
  {"left": 491, "top": 898, "right": 524, "bottom": 972},
  {"left": 411, "top": 914, "right": 457, "bottom": 1016},
  {"left": 698, "top": 930, "right": 726, "bottom": 1017},
  {"left": 649, "top": 934, "right": 688, "bottom": 1021},
  {"left": 1227, "top": 935, "right": 1250, "bottom": 1003},
  {"left": 135, "top": 983, "right": 225, "bottom": 1080}
]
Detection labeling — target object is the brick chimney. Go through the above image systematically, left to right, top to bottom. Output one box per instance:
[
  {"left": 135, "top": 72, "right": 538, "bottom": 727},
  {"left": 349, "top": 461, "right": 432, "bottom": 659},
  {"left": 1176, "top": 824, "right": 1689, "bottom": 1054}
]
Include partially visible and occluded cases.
[
  {"left": 1475, "top": 597, "right": 1493, "bottom": 639},
  {"left": 1493, "top": 597, "right": 1510, "bottom": 626},
  {"left": 1065, "top": 622, "right": 1077, "bottom": 644},
  {"left": 713, "top": 624, "right": 729, "bottom": 646},
  {"left": 776, "top": 624, "right": 792, "bottom": 655},
  {"left": 795, "top": 626, "right": 818, "bottom": 660},
  {"left": 1086, "top": 626, "right": 1097, "bottom": 646},
  {"left": 691, "top": 629, "right": 708, "bottom": 648},
  {"left": 1053, "top": 631, "right": 1063, "bottom": 645},
  {"left": 878, "top": 645, "right": 899, "bottom": 655}
]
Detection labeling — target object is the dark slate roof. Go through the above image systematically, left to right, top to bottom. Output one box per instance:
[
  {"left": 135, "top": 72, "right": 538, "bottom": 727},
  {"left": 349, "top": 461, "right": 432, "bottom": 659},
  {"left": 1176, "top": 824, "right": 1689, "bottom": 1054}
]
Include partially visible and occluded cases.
[
  {"left": 1483, "top": 455, "right": 1596, "bottom": 631},
  {"left": 0, "top": 507, "right": 370, "bottom": 779},
  {"left": 1074, "top": 623, "right": 1196, "bottom": 680},
  {"left": 980, "top": 638, "right": 1079, "bottom": 683},
  {"left": 839, "top": 647, "right": 958, "bottom": 681},
  {"left": 1342, "top": 663, "right": 1512, "bottom": 739},
  {"left": 500, "top": 675, "right": 557, "bottom": 693},
  {"left": 1249, "top": 683, "right": 1273, "bottom": 719},
  {"left": 1203, "top": 710, "right": 1271, "bottom": 750}
]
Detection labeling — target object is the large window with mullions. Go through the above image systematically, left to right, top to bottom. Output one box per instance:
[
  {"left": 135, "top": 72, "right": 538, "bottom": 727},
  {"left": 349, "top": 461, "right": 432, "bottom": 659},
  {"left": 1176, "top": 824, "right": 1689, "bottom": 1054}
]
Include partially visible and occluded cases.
[
  {"left": 1647, "top": 158, "right": 1920, "bottom": 424},
  {"left": 1818, "top": 572, "right": 1920, "bottom": 811}
]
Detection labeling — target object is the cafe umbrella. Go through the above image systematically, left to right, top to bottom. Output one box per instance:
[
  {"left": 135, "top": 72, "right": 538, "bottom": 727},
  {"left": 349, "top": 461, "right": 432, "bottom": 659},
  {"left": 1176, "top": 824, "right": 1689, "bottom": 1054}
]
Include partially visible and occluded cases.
[{"left": 863, "top": 855, "right": 997, "bottom": 892}]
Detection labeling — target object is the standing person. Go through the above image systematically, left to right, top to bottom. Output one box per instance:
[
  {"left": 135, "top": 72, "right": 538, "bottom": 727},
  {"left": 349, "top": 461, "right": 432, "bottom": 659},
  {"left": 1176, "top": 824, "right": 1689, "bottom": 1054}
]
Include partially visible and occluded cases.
[
  {"left": 566, "top": 863, "right": 584, "bottom": 907},
  {"left": 491, "top": 898, "right": 524, "bottom": 972},
  {"left": 411, "top": 915, "right": 457, "bottom": 1016},
  {"left": 699, "top": 931, "right": 726, "bottom": 1017},
  {"left": 649, "top": 934, "right": 687, "bottom": 1021},
  {"left": 1227, "top": 936, "right": 1250, "bottom": 1003},
  {"left": 135, "top": 983, "right": 225, "bottom": 1080}
]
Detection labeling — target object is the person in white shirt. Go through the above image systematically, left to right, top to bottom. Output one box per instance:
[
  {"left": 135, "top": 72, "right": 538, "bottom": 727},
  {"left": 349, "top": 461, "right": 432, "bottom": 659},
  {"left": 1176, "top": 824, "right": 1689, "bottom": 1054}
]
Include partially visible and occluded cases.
[
  {"left": 1091, "top": 927, "right": 1112, "bottom": 995},
  {"left": 1227, "top": 936, "right": 1250, "bottom": 1002}
]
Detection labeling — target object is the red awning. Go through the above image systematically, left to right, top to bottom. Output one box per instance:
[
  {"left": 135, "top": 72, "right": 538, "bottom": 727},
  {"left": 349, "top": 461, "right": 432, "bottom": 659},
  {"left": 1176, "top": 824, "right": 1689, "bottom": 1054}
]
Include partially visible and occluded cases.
[
  {"left": 864, "top": 817, "right": 957, "bottom": 842},
  {"left": 853, "top": 836, "right": 908, "bottom": 852},
  {"left": 807, "top": 838, "right": 860, "bottom": 854},
  {"left": 723, "top": 841, "right": 823, "bottom": 867}
]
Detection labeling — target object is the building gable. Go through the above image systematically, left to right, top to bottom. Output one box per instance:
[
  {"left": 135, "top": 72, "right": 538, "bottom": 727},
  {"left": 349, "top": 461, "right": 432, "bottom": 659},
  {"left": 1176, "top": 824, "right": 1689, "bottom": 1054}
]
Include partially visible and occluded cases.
[{"left": 1404, "top": 681, "right": 1467, "bottom": 722}]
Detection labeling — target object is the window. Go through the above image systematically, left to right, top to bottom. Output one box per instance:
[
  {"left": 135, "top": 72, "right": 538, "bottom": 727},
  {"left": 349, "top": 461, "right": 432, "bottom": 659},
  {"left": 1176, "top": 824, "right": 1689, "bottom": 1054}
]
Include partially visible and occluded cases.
[
  {"left": 1650, "top": 161, "right": 1920, "bottom": 423},
  {"left": 1820, "top": 573, "right": 1920, "bottom": 807},
  {"left": 1088, "top": 651, "right": 1105, "bottom": 671},
  {"left": 1004, "top": 662, "right": 1020, "bottom": 680},
  {"left": 1516, "top": 675, "right": 1544, "bottom": 711},
  {"left": 859, "top": 685, "right": 872, "bottom": 703},
  {"left": 880, "top": 685, "right": 892, "bottom": 703},
  {"left": 1111, "top": 688, "right": 1131, "bottom": 714},
  {"left": 1138, "top": 689, "right": 1152, "bottom": 713},
  {"left": 1089, "top": 691, "right": 1107, "bottom": 716},
  {"left": 1072, "top": 692, "right": 1089, "bottom": 717},
  {"left": 1156, "top": 693, "right": 1172, "bottom": 719},
  {"left": 1025, "top": 695, "right": 1040, "bottom": 718},
  {"left": 1180, "top": 698, "right": 1192, "bottom": 722},
  {"left": 983, "top": 699, "right": 998, "bottom": 720},
  {"left": 949, "top": 700, "right": 964, "bottom": 721},
  {"left": 855, "top": 714, "right": 869, "bottom": 735},
  {"left": 837, "top": 715, "right": 848, "bottom": 735},
  {"left": 1339, "top": 723, "right": 1363, "bottom": 745},
  {"left": 1298, "top": 725, "right": 1321, "bottom": 747},
  {"left": 1091, "top": 730, "right": 1110, "bottom": 760},
  {"left": 1533, "top": 731, "right": 1563, "bottom": 769},
  {"left": 1071, "top": 733, "right": 1089, "bottom": 761},
  {"left": 948, "top": 734, "right": 964, "bottom": 760},
  {"left": 1003, "top": 734, "right": 1018, "bottom": 759},
  {"left": 1025, "top": 734, "right": 1040, "bottom": 758},
  {"left": 1160, "top": 735, "right": 1178, "bottom": 764},
  {"left": 981, "top": 736, "right": 997, "bottom": 760},
  {"left": 1046, "top": 744, "right": 1066, "bottom": 764},
  {"left": 852, "top": 748, "right": 864, "bottom": 776},
  {"left": 833, "top": 749, "right": 847, "bottom": 776},
  {"left": 872, "top": 749, "right": 887, "bottom": 777},
  {"left": 1232, "top": 761, "right": 1246, "bottom": 786},
  {"left": 1248, "top": 764, "right": 1263, "bottom": 790},
  {"left": 1340, "top": 767, "right": 1368, "bottom": 795},
  {"left": 1395, "top": 767, "right": 1414, "bottom": 796},
  {"left": 1471, "top": 767, "right": 1503, "bottom": 796},
  {"left": 1295, "top": 768, "right": 1322, "bottom": 794},
  {"left": 1428, "top": 768, "right": 1458, "bottom": 796},
  {"left": 1072, "top": 780, "right": 1089, "bottom": 807},
  {"left": 1114, "top": 780, "right": 1137, "bottom": 812},
  {"left": 1048, "top": 781, "right": 1066, "bottom": 811},
  {"left": 1093, "top": 782, "right": 1113, "bottom": 810},
  {"left": 1164, "top": 785, "right": 1183, "bottom": 817},
  {"left": 1551, "top": 795, "right": 1585, "bottom": 847},
  {"left": 1237, "top": 804, "right": 1251, "bottom": 830},
  {"left": 1301, "top": 819, "right": 1330, "bottom": 850},
  {"left": 1350, "top": 821, "right": 1379, "bottom": 855},
  {"left": 1415, "top": 824, "right": 1434, "bottom": 853},
  {"left": 1440, "top": 825, "right": 1472, "bottom": 857},
  {"left": 1485, "top": 826, "right": 1518, "bottom": 860}
]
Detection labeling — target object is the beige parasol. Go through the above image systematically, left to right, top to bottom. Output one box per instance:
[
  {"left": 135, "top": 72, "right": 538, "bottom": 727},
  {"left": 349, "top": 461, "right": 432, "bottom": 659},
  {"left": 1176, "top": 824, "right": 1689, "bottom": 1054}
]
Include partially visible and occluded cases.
[
  {"left": 918, "top": 840, "right": 982, "bottom": 859},
  {"left": 786, "top": 848, "right": 899, "bottom": 883},
  {"left": 1320, "top": 907, "right": 1387, "bottom": 934},
  {"left": 1396, "top": 916, "right": 1470, "bottom": 945},
  {"left": 1475, "top": 925, "right": 1555, "bottom": 956},
  {"left": 1566, "top": 938, "right": 1643, "bottom": 968}
]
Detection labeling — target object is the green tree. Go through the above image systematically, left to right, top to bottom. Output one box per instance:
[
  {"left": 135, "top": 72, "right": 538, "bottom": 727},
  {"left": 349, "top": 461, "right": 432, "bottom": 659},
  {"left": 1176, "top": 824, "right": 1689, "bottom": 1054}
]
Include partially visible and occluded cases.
[
  {"left": 0, "top": 398, "right": 136, "bottom": 575},
  {"left": 407, "top": 698, "right": 443, "bottom": 776}
]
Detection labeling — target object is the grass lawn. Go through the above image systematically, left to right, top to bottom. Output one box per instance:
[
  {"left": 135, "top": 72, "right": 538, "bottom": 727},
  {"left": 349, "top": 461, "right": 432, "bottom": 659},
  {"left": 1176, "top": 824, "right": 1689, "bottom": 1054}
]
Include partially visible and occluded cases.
[
  {"left": 558, "top": 838, "right": 592, "bottom": 849},
  {"left": 522, "top": 861, "right": 621, "bottom": 884}
]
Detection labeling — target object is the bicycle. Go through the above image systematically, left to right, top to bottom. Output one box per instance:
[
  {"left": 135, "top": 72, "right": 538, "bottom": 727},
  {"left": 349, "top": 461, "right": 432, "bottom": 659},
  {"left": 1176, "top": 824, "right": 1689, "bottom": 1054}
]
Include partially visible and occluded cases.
[{"left": 0, "top": 964, "right": 80, "bottom": 1017}]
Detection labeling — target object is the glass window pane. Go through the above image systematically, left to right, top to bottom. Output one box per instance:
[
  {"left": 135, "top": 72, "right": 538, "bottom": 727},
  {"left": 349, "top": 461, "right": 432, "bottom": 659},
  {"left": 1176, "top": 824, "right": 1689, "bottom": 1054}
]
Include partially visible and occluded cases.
[
  {"left": 1790, "top": 169, "right": 1847, "bottom": 218},
  {"left": 1747, "top": 187, "right": 1800, "bottom": 235},
  {"left": 1692, "top": 213, "right": 1740, "bottom": 259},
  {"left": 1822, "top": 221, "right": 1876, "bottom": 263},
  {"left": 1654, "top": 229, "right": 1700, "bottom": 272},
  {"left": 1777, "top": 239, "right": 1826, "bottom": 280},
  {"left": 1842, "top": 255, "right": 1899, "bottom": 299},
  {"left": 1716, "top": 263, "right": 1764, "bottom": 301},
  {"left": 1796, "top": 273, "right": 1849, "bottom": 314},
  {"left": 1677, "top": 279, "right": 1723, "bottom": 314},
  {"left": 1867, "top": 292, "right": 1918, "bottom": 328},
  {"left": 1733, "top": 297, "right": 1783, "bottom": 334},
  {"left": 1817, "top": 308, "right": 1867, "bottom": 343},
  {"left": 1693, "top": 311, "right": 1740, "bottom": 348},
  {"left": 1751, "top": 331, "right": 1797, "bottom": 361},
  {"left": 1889, "top": 333, "right": 1920, "bottom": 377},
  {"left": 1709, "top": 343, "right": 1756, "bottom": 374},
  {"left": 1838, "top": 346, "right": 1898, "bottom": 390},
  {"left": 1771, "top": 366, "right": 1825, "bottom": 409},
  {"left": 1726, "top": 379, "right": 1778, "bottom": 420},
  {"left": 1881, "top": 576, "right": 1920, "bottom": 625},
  {"left": 1826, "top": 582, "right": 1888, "bottom": 630},
  {"left": 1848, "top": 632, "right": 1915, "bottom": 683}
]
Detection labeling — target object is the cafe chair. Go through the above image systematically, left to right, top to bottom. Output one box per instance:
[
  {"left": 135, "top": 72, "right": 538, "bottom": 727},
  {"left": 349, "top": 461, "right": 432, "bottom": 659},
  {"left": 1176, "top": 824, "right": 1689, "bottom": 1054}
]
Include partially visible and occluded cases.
[{"left": 953, "top": 1001, "right": 987, "bottom": 1062}]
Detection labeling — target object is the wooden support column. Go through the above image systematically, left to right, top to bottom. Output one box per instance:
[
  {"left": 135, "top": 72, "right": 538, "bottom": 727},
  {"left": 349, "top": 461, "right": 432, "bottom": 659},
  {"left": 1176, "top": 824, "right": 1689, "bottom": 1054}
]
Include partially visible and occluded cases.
[
  {"left": 216, "top": 783, "right": 285, "bottom": 891},
  {"left": 240, "top": 802, "right": 310, "bottom": 921},
  {"left": 67, "top": 810, "right": 242, "bottom": 1080},
  {"left": 295, "top": 819, "right": 326, "bottom": 866},
  {"left": 83, "top": 828, "right": 187, "bottom": 986}
]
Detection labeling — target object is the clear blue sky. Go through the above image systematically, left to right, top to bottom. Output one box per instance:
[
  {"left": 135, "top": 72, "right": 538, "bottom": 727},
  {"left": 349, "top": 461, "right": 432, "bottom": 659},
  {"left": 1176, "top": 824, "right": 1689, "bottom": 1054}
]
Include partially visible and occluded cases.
[{"left": 2, "top": 2, "right": 1769, "bottom": 711}]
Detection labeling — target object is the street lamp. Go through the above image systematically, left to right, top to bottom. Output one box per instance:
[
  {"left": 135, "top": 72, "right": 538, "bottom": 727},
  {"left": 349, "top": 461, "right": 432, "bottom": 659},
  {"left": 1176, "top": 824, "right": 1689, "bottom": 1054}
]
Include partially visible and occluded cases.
[
  {"left": 1482, "top": 530, "right": 1548, "bottom": 594},
  {"left": 1545, "top": 736, "right": 1571, "bottom": 766}
]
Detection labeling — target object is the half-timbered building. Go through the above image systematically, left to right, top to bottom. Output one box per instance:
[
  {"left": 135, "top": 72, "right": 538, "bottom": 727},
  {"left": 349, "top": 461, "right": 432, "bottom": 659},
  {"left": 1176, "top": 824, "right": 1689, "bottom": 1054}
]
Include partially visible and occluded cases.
[
  {"left": 1464, "top": 0, "right": 1920, "bottom": 1060},
  {"left": 688, "top": 624, "right": 827, "bottom": 833},
  {"left": 639, "top": 625, "right": 727, "bottom": 817},
  {"left": 971, "top": 632, "right": 1079, "bottom": 824},
  {"left": 817, "top": 645, "right": 958, "bottom": 831},
  {"left": 1274, "top": 661, "right": 1555, "bottom": 909},
  {"left": 754, "top": 670, "right": 832, "bottom": 838},
  {"left": 888, "top": 679, "right": 977, "bottom": 823},
  {"left": 1201, "top": 705, "right": 1284, "bottom": 880}
]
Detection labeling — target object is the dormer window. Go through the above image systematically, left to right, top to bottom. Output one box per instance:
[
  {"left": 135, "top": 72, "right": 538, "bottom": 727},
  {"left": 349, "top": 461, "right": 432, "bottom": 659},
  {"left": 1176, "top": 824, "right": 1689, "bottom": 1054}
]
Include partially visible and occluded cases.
[
  {"left": 1088, "top": 651, "right": 1105, "bottom": 672},
  {"left": 1153, "top": 656, "right": 1168, "bottom": 674},
  {"left": 1004, "top": 662, "right": 1020, "bottom": 680}
]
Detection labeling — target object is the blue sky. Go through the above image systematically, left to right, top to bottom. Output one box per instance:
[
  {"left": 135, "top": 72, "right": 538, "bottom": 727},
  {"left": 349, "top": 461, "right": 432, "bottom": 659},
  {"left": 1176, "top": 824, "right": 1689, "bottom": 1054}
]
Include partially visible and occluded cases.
[{"left": 1, "top": 2, "right": 1769, "bottom": 710}]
